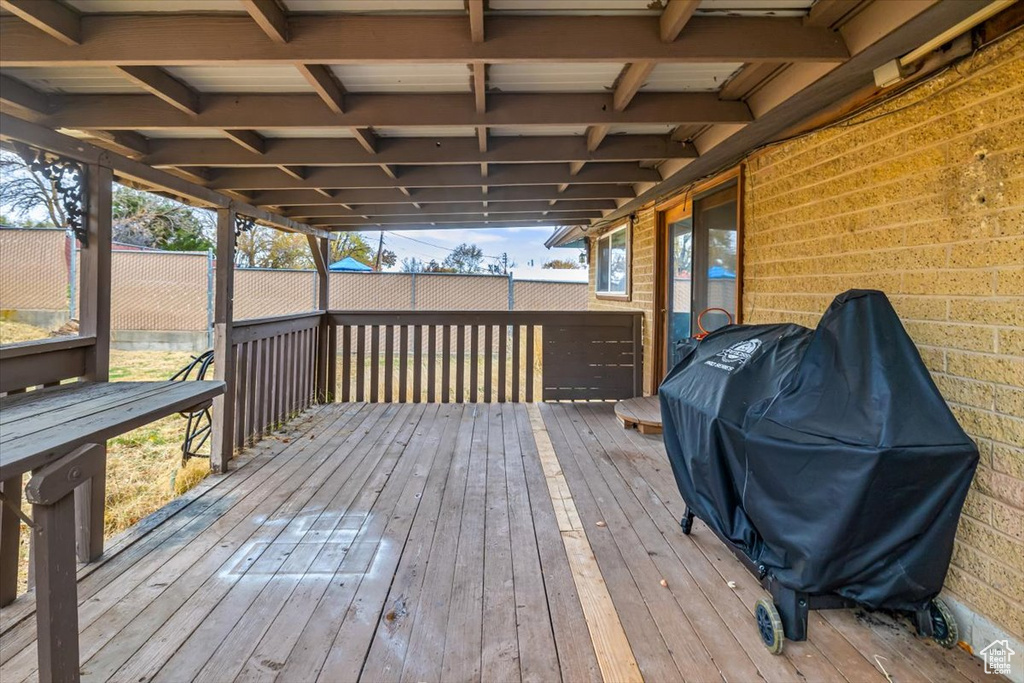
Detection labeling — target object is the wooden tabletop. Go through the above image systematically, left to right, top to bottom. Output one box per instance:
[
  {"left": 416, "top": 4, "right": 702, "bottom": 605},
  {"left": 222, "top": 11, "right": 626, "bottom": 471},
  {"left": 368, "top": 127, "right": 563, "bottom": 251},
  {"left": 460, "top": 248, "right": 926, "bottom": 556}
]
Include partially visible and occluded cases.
[{"left": 0, "top": 380, "right": 225, "bottom": 480}]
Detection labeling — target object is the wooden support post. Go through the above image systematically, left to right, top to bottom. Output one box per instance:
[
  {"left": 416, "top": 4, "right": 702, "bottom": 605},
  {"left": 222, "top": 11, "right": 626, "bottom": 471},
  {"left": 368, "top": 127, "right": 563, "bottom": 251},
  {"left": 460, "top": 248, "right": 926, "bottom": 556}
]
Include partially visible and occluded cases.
[
  {"left": 74, "top": 163, "right": 112, "bottom": 564},
  {"left": 211, "top": 207, "right": 236, "bottom": 472},
  {"left": 310, "top": 235, "right": 331, "bottom": 403},
  {"left": 0, "top": 475, "right": 22, "bottom": 607}
]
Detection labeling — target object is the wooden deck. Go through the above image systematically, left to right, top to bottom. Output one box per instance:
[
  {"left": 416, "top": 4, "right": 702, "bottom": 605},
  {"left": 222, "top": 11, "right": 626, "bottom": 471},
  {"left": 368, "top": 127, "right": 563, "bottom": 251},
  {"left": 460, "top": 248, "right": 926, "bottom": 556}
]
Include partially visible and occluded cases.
[{"left": 0, "top": 402, "right": 990, "bottom": 682}]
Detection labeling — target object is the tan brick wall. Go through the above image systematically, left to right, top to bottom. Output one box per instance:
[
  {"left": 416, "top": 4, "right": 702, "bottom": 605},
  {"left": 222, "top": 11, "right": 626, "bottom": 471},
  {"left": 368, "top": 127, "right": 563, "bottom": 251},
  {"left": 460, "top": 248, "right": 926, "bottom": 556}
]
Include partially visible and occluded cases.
[
  {"left": 743, "top": 32, "right": 1024, "bottom": 639},
  {"left": 587, "top": 208, "right": 659, "bottom": 394}
]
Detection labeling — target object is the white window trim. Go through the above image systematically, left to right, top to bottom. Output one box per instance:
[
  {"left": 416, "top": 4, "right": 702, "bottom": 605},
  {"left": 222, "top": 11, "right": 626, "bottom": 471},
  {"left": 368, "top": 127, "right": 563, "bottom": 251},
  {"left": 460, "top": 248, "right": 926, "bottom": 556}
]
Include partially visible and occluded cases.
[{"left": 595, "top": 222, "right": 630, "bottom": 298}]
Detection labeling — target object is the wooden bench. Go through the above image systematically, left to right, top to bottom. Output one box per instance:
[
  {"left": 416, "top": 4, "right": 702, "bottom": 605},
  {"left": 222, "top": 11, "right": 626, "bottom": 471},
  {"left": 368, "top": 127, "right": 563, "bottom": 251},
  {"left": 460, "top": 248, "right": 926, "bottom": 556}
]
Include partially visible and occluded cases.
[{"left": 0, "top": 380, "right": 224, "bottom": 683}]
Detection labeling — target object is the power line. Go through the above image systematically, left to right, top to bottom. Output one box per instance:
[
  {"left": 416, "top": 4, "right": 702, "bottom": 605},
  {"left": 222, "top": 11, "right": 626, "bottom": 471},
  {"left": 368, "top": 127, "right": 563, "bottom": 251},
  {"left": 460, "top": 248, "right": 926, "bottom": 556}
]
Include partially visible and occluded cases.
[{"left": 384, "top": 230, "right": 505, "bottom": 261}]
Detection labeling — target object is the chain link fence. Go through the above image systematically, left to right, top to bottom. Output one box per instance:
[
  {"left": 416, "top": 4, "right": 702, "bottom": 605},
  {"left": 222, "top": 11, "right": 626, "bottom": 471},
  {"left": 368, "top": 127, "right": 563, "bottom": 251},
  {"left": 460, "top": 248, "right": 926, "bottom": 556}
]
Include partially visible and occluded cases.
[{"left": 1, "top": 227, "right": 588, "bottom": 341}]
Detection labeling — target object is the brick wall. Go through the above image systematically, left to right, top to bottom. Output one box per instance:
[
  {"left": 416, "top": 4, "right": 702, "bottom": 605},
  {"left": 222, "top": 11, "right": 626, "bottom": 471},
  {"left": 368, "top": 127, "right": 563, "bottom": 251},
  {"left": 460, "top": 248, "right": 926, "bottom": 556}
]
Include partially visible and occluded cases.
[
  {"left": 584, "top": 29, "right": 1022, "bottom": 643},
  {"left": 743, "top": 32, "right": 1024, "bottom": 640},
  {"left": 586, "top": 207, "right": 659, "bottom": 394}
]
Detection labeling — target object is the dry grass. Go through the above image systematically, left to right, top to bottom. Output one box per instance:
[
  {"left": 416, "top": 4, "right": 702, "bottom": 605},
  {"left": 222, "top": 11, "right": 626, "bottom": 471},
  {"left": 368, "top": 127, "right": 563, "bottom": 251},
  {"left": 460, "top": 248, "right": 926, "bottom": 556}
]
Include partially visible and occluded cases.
[
  {"left": 0, "top": 318, "right": 53, "bottom": 344},
  {"left": 4, "top": 321, "right": 213, "bottom": 593}
]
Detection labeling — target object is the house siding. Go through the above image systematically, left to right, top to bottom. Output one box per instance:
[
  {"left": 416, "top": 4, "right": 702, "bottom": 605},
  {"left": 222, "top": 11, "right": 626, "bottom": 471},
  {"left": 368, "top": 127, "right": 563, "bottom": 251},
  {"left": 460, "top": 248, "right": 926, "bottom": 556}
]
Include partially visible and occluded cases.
[{"left": 586, "top": 30, "right": 1023, "bottom": 643}]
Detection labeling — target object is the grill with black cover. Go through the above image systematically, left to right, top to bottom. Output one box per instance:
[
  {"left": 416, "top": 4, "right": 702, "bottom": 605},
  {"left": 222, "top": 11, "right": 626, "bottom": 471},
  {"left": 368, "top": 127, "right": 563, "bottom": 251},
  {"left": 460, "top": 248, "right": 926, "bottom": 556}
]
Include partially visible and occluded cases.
[{"left": 659, "top": 290, "right": 978, "bottom": 652}]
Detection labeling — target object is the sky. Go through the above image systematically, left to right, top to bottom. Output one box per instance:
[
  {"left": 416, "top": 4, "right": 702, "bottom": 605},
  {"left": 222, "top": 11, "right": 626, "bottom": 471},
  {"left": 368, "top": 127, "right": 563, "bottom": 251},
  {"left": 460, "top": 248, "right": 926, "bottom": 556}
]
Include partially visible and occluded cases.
[{"left": 377, "top": 226, "right": 587, "bottom": 282}]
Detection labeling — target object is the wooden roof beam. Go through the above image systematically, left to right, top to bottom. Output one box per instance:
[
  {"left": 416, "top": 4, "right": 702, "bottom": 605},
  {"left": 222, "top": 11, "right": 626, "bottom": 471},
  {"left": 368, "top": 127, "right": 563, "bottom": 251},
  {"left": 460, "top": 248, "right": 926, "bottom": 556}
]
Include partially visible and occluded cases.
[
  {"left": 0, "top": 0, "right": 79, "bottom": 46},
  {"left": 241, "top": 0, "right": 288, "bottom": 43},
  {"left": 468, "top": 0, "right": 485, "bottom": 43},
  {"left": 661, "top": 0, "right": 702, "bottom": 42},
  {"left": 805, "top": 0, "right": 865, "bottom": 29},
  {"left": 0, "top": 15, "right": 850, "bottom": 65},
  {"left": 613, "top": 62, "right": 655, "bottom": 112},
  {"left": 472, "top": 63, "right": 487, "bottom": 114},
  {"left": 296, "top": 64, "right": 345, "bottom": 114},
  {"left": 113, "top": 66, "right": 200, "bottom": 116},
  {"left": 0, "top": 74, "right": 52, "bottom": 115},
  {"left": 41, "top": 93, "right": 751, "bottom": 129},
  {"left": 0, "top": 112, "right": 332, "bottom": 238},
  {"left": 586, "top": 125, "right": 609, "bottom": 152},
  {"left": 351, "top": 127, "right": 378, "bottom": 154},
  {"left": 477, "top": 127, "right": 488, "bottom": 153},
  {"left": 80, "top": 129, "right": 150, "bottom": 159},
  {"left": 223, "top": 129, "right": 266, "bottom": 155},
  {"left": 142, "top": 134, "right": 694, "bottom": 167},
  {"left": 208, "top": 162, "right": 659, "bottom": 191},
  {"left": 277, "top": 165, "right": 305, "bottom": 180},
  {"left": 251, "top": 184, "right": 635, "bottom": 206},
  {"left": 286, "top": 199, "right": 617, "bottom": 218},
  {"left": 310, "top": 212, "right": 598, "bottom": 227},
  {"left": 320, "top": 220, "right": 582, "bottom": 232}
]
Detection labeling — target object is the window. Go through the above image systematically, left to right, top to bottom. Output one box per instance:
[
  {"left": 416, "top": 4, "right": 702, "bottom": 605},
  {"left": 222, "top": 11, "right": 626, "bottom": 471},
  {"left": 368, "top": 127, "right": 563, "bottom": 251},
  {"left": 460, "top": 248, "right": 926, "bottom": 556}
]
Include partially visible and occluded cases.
[{"left": 595, "top": 223, "right": 629, "bottom": 297}]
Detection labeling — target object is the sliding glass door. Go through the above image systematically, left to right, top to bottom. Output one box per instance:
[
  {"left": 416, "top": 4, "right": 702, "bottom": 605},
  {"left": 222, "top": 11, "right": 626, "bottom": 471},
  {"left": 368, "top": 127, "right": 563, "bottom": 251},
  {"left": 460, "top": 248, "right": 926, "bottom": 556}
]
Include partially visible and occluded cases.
[{"left": 660, "top": 179, "right": 740, "bottom": 374}]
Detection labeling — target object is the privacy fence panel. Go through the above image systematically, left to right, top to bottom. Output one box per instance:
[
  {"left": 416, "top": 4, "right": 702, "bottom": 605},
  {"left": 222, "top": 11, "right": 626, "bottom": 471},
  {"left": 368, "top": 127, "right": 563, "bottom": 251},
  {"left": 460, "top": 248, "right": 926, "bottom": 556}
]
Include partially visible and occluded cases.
[
  {"left": 0, "top": 228, "right": 69, "bottom": 312},
  {"left": 111, "top": 251, "right": 207, "bottom": 331},
  {"left": 234, "top": 269, "right": 317, "bottom": 319},
  {"left": 329, "top": 272, "right": 413, "bottom": 310},
  {"left": 417, "top": 274, "right": 508, "bottom": 310},
  {"left": 513, "top": 279, "right": 589, "bottom": 311}
]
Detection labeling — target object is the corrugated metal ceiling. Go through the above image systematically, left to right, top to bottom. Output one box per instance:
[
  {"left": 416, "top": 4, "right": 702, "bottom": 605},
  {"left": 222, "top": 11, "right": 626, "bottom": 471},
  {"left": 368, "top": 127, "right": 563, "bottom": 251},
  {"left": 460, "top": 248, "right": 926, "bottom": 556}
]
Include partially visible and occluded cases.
[
  {"left": 489, "top": 63, "right": 622, "bottom": 93},
  {"left": 644, "top": 63, "right": 744, "bottom": 92},
  {"left": 329, "top": 64, "right": 471, "bottom": 93},
  {"left": 162, "top": 65, "right": 314, "bottom": 93},
  {"left": 1, "top": 66, "right": 146, "bottom": 94}
]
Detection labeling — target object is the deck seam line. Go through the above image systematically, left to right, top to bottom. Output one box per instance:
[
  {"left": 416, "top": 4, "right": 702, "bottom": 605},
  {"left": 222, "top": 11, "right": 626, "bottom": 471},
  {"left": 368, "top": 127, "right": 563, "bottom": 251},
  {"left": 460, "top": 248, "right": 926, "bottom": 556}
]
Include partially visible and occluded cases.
[{"left": 525, "top": 403, "right": 643, "bottom": 683}]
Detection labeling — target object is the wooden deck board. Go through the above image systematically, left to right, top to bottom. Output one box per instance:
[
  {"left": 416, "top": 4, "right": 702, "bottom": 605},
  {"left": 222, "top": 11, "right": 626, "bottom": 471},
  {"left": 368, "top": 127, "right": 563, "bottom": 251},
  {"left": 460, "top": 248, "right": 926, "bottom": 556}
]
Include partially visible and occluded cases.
[{"left": 0, "top": 402, "right": 994, "bottom": 683}]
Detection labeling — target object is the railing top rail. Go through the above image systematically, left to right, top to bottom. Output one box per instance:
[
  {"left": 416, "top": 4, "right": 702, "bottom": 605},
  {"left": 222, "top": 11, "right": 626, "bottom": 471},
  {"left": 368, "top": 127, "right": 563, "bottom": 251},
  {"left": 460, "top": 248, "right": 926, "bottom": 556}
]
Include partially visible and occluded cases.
[
  {"left": 233, "top": 310, "right": 324, "bottom": 329},
  {"left": 327, "top": 310, "right": 642, "bottom": 326},
  {"left": 0, "top": 335, "right": 96, "bottom": 360}
]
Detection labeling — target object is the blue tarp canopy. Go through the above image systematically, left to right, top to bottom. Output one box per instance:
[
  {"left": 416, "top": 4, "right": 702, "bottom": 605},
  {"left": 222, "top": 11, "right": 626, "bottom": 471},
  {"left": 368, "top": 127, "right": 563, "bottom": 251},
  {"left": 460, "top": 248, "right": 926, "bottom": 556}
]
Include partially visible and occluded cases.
[{"left": 329, "top": 256, "right": 373, "bottom": 272}]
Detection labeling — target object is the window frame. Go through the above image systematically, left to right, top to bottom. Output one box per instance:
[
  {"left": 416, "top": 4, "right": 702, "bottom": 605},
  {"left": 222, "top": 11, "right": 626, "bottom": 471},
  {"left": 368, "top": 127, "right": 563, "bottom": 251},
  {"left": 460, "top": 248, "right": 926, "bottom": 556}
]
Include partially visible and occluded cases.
[{"left": 594, "top": 221, "right": 631, "bottom": 301}]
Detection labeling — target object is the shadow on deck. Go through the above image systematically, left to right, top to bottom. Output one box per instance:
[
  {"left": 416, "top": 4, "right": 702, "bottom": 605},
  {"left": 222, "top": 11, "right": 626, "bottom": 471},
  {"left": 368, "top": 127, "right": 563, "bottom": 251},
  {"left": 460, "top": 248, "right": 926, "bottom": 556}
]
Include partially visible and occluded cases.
[{"left": 0, "top": 402, "right": 991, "bottom": 682}]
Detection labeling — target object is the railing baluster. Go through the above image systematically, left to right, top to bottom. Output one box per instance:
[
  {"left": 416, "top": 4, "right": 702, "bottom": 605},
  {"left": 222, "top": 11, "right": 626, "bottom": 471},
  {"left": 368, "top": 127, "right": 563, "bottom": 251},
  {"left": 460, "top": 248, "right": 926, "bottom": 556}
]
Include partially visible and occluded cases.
[
  {"left": 327, "top": 323, "right": 338, "bottom": 403},
  {"left": 498, "top": 323, "right": 507, "bottom": 403},
  {"left": 341, "top": 324, "right": 351, "bottom": 403},
  {"left": 384, "top": 324, "right": 394, "bottom": 403},
  {"left": 399, "top": 324, "right": 409, "bottom": 403},
  {"left": 455, "top": 324, "right": 465, "bottom": 403},
  {"left": 484, "top": 324, "right": 493, "bottom": 403},
  {"left": 512, "top": 324, "right": 521, "bottom": 403},
  {"left": 356, "top": 325, "right": 366, "bottom": 402},
  {"left": 370, "top": 325, "right": 380, "bottom": 403},
  {"left": 412, "top": 325, "right": 422, "bottom": 403},
  {"left": 427, "top": 325, "right": 437, "bottom": 403},
  {"left": 441, "top": 325, "right": 451, "bottom": 404},
  {"left": 470, "top": 325, "right": 479, "bottom": 403},
  {"left": 525, "top": 325, "right": 535, "bottom": 402},
  {"left": 247, "top": 339, "right": 258, "bottom": 444},
  {"left": 234, "top": 342, "right": 247, "bottom": 449}
]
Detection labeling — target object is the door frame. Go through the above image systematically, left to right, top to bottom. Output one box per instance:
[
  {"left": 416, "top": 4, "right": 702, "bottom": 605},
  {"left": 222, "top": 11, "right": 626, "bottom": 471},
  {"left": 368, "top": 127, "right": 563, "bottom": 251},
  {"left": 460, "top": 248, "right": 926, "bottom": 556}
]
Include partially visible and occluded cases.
[{"left": 653, "top": 167, "right": 745, "bottom": 382}]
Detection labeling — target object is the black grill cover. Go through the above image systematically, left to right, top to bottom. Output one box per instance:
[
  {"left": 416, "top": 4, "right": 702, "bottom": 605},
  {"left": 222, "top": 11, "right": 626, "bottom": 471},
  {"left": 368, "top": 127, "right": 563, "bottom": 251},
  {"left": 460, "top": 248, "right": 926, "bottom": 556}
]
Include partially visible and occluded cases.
[{"left": 659, "top": 290, "right": 978, "bottom": 612}]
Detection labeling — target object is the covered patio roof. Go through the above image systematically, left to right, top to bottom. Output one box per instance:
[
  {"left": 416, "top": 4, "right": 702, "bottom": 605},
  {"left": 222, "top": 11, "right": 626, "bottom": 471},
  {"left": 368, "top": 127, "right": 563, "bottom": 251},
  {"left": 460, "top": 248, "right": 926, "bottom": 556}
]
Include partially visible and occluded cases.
[{"left": 0, "top": 0, "right": 1000, "bottom": 234}]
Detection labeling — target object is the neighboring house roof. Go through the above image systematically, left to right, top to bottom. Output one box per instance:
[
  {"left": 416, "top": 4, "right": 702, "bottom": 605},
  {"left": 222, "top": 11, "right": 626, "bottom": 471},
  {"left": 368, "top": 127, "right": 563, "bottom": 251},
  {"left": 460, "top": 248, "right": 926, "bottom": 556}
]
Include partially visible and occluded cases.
[{"left": 329, "top": 256, "right": 373, "bottom": 272}]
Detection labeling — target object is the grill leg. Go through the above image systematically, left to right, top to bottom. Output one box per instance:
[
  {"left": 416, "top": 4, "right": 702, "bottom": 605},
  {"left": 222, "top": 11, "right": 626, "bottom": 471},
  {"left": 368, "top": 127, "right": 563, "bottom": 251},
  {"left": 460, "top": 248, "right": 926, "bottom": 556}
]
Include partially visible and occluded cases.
[
  {"left": 680, "top": 507, "right": 694, "bottom": 535},
  {"left": 769, "top": 579, "right": 810, "bottom": 642}
]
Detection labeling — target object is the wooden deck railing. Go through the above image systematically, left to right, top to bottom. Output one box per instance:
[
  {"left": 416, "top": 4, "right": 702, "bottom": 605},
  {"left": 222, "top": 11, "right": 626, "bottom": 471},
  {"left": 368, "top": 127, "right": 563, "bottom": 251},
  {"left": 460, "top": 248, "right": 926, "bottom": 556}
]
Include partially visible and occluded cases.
[
  {"left": 327, "top": 310, "right": 643, "bottom": 403},
  {"left": 229, "top": 311, "right": 323, "bottom": 449}
]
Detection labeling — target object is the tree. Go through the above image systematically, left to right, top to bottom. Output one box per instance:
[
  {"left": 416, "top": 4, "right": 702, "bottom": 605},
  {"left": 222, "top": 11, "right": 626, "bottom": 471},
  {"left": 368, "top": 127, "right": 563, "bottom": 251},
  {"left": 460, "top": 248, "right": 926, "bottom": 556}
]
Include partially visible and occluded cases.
[
  {"left": 0, "top": 150, "right": 63, "bottom": 227},
  {"left": 2, "top": 150, "right": 214, "bottom": 251},
  {"left": 111, "top": 186, "right": 214, "bottom": 251},
  {"left": 235, "top": 226, "right": 313, "bottom": 269},
  {"left": 442, "top": 243, "right": 484, "bottom": 273},
  {"left": 401, "top": 257, "right": 425, "bottom": 273},
  {"left": 542, "top": 258, "right": 583, "bottom": 270}
]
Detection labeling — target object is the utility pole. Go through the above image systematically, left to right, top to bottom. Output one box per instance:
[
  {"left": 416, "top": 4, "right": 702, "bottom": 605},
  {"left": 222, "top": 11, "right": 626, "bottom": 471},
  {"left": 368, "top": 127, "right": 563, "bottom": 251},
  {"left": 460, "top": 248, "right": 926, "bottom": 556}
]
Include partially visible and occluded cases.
[{"left": 375, "top": 230, "right": 384, "bottom": 271}]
